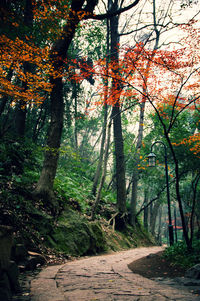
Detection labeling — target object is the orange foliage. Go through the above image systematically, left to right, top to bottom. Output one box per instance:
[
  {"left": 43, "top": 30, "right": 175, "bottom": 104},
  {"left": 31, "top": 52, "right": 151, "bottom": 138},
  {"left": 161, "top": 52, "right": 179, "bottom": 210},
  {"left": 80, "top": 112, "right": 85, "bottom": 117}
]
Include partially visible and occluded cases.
[
  {"left": 0, "top": 0, "right": 91, "bottom": 107},
  {"left": 1, "top": 1, "right": 199, "bottom": 163},
  {"left": 78, "top": 22, "right": 200, "bottom": 158},
  {"left": 0, "top": 34, "right": 52, "bottom": 104},
  {"left": 173, "top": 133, "right": 200, "bottom": 158}
]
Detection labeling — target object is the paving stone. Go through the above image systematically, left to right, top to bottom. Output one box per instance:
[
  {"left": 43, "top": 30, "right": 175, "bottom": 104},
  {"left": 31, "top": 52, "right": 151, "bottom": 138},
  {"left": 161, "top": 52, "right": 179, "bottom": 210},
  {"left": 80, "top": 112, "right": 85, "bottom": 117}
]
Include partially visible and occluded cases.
[{"left": 29, "top": 247, "right": 200, "bottom": 301}]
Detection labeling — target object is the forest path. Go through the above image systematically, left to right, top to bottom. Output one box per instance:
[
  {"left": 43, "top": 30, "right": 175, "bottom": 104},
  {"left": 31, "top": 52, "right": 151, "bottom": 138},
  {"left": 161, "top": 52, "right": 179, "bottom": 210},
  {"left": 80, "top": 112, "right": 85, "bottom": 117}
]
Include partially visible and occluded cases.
[{"left": 30, "top": 246, "right": 199, "bottom": 301}]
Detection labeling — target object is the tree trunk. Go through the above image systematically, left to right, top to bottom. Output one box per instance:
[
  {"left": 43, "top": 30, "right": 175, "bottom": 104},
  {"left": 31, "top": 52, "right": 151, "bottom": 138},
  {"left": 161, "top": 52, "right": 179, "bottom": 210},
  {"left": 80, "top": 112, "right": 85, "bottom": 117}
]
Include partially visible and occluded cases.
[
  {"left": 14, "top": 0, "right": 33, "bottom": 138},
  {"left": 33, "top": 0, "right": 100, "bottom": 202},
  {"left": 33, "top": 0, "right": 85, "bottom": 201},
  {"left": 130, "top": 0, "right": 160, "bottom": 226},
  {"left": 110, "top": 1, "right": 127, "bottom": 226},
  {"left": 92, "top": 17, "right": 110, "bottom": 197},
  {"left": 0, "top": 69, "right": 13, "bottom": 118},
  {"left": 33, "top": 77, "right": 64, "bottom": 201},
  {"left": 71, "top": 79, "right": 79, "bottom": 151},
  {"left": 130, "top": 89, "right": 147, "bottom": 225},
  {"left": 14, "top": 101, "right": 27, "bottom": 138},
  {"left": 32, "top": 101, "right": 49, "bottom": 142},
  {"left": 92, "top": 104, "right": 108, "bottom": 196},
  {"left": 112, "top": 106, "right": 127, "bottom": 213},
  {"left": 91, "top": 118, "right": 111, "bottom": 219},
  {"left": 165, "top": 131, "right": 191, "bottom": 249},
  {"left": 130, "top": 169, "right": 138, "bottom": 225},
  {"left": 190, "top": 173, "right": 200, "bottom": 245},
  {"left": 143, "top": 190, "right": 149, "bottom": 230},
  {"left": 150, "top": 199, "right": 161, "bottom": 236},
  {"left": 156, "top": 206, "right": 162, "bottom": 244},
  {"left": 174, "top": 206, "right": 178, "bottom": 243}
]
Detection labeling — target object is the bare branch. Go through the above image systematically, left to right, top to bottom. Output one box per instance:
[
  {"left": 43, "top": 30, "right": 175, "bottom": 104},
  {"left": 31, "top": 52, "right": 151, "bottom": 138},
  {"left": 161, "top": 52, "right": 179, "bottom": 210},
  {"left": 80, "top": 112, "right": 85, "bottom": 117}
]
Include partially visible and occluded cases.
[{"left": 84, "top": 0, "right": 141, "bottom": 20}]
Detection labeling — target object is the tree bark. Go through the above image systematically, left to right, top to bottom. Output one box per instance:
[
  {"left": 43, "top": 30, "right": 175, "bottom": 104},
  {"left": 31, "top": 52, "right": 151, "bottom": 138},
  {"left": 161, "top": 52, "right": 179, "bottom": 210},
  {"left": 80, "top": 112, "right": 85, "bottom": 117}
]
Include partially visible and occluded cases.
[
  {"left": 14, "top": 0, "right": 33, "bottom": 138},
  {"left": 33, "top": 0, "right": 86, "bottom": 201},
  {"left": 33, "top": 0, "right": 141, "bottom": 204},
  {"left": 110, "top": 0, "right": 127, "bottom": 224},
  {"left": 130, "top": 0, "right": 160, "bottom": 226},
  {"left": 92, "top": 17, "right": 110, "bottom": 197},
  {"left": 0, "top": 69, "right": 13, "bottom": 118},
  {"left": 33, "top": 77, "right": 64, "bottom": 201},
  {"left": 72, "top": 81, "right": 79, "bottom": 151},
  {"left": 14, "top": 100, "right": 27, "bottom": 138},
  {"left": 32, "top": 101, "right": 49, "bottom": 142},
  {"left": 92, "top": 104, "right": 108, "bottom": 196},
  {"left": 91, "top": 118, "right": 111, "bottom": 219},
  {"left": 165, "top": 131, "right": 191, "bottom": 249},
  {"left": 190, "top": 173, "right": 200, "bottom": 245},
  {"left": 143, "top": 190, "right": 149, "bottom": 230},
  {"left": 150, "top": 199, "right": 161, "bottom": 236},
  {"left": 156, "top": 206, "right": 162, "bottom": 244}
]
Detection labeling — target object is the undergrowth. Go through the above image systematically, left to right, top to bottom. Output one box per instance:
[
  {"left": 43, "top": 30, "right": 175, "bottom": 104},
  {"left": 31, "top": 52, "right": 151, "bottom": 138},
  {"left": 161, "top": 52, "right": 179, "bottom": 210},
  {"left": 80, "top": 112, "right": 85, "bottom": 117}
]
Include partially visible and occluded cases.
[
  {"left": 0, "top": 138, "right": 155, "bottom": 259},
  {"left": 164, "top": 240, "right": 200, "bottom": 268}
]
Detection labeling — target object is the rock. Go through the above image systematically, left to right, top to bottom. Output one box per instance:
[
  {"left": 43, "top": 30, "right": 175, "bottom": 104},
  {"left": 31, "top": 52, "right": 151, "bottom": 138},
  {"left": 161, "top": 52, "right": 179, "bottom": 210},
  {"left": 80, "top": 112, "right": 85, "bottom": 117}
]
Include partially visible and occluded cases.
[
  {"left": 47, "top": 210, "right": 106, "bottom": 256},
  {"left": 0, "top": 225, "right": 13, "bottom": 270},
  {"left": 0, "top": 227, "right": 21, "bottom": 299},
  {"left": 13, "top": 244, "right": 28, "bottom": 263},
  {"left": 146, "top": 253, "right": 157, "bottom": 259},
  {"left": 25, "top": 254, "right": 46, "bottom": 271},
  {"left": 6, "top": 261, "right": 21, "bottom": 293},
  {"left": 18, "top": 264, "right": 26, "bottom": 273},
  {"left": 185, "top": 264, "right": 200, "bottom": 279},
  {"left": 0, "top": 270, "right": 12, "bottom": 301},
  {"left": 183, "top": 279, "right": 200, "bottom": 286}
]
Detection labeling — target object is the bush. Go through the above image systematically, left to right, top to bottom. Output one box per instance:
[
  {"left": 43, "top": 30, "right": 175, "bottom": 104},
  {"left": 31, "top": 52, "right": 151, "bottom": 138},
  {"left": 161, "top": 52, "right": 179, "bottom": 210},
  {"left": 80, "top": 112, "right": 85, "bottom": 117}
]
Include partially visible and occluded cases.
[{"left": 164, "top": 240, "right": 200, "bottom": 268}]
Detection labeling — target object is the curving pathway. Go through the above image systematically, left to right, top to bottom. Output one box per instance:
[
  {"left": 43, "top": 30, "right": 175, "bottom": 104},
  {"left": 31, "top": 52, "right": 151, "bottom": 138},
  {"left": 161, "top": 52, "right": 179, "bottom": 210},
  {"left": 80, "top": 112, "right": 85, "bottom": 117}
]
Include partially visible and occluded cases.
[{"left": 30, "top": 246, "right": 200, "bottom": 301}]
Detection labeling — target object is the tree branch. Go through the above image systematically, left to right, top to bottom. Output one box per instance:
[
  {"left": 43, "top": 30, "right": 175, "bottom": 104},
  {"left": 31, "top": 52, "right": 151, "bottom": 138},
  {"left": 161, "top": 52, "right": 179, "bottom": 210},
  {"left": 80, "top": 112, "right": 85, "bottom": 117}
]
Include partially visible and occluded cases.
[{"left": 84, "top": 0, "right": 141, "bottom": 20}]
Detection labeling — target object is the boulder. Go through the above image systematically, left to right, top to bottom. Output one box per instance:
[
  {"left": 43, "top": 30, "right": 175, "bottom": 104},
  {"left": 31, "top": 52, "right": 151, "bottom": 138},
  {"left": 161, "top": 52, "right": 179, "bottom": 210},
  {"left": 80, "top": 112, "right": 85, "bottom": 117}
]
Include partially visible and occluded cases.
[
  {"left": 47, "top": 210, "right": 106, "bottom": 256},
  {"left": 0, "top": 225, "right": 13, "bottom": 270},
  {"left": 0, "top": 226, "right": 22, "bottom": 299},
  {"left": 13, "top": 244, "right": 28, "bottom": 263},
  {"left": 25, "top": 252, "right": 46, "bottom": 271},
  {"left": 146, "top": 253, "right": 157, "bottom": 259},
  {"left": 6, "top": 261, "right": 21, "bottom": 293},
  {"left": 185, "top": 264, "right": 200, "bottom": 279},
  {"left": 0, "top": 270, "right": 12, "bottom": 301}
]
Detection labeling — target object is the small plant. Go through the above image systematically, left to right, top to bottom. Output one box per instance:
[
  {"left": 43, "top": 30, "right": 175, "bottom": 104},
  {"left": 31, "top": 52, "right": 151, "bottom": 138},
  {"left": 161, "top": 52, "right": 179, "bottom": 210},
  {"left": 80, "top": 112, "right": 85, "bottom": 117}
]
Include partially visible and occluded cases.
[
  {"left": 54, "top": 170, "right": 92, "bottom": 213},
  {"left": 164, "top": 240, "right": 200, "bottom": 268}
]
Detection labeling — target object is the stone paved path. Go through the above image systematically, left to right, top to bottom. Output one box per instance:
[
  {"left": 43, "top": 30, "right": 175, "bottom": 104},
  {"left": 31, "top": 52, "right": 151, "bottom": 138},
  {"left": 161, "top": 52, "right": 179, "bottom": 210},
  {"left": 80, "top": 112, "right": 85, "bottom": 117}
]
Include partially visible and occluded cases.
[{"left": 30, "top": 246, "right": 200, "bottom": 301}]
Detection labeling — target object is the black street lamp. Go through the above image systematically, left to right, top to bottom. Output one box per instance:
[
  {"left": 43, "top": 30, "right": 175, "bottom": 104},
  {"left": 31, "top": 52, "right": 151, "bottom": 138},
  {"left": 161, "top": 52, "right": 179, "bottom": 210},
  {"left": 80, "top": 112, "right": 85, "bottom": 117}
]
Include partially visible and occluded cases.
[{"left": 147, "top": 141, "right": 174, "bottom": 246}]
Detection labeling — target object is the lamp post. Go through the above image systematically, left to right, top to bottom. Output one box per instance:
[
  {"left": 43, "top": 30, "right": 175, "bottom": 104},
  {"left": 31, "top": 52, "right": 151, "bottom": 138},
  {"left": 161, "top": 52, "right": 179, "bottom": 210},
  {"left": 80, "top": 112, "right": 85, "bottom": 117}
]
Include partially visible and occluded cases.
[{"left": 147, "top": 141, "right": 174, "bottom": 246}]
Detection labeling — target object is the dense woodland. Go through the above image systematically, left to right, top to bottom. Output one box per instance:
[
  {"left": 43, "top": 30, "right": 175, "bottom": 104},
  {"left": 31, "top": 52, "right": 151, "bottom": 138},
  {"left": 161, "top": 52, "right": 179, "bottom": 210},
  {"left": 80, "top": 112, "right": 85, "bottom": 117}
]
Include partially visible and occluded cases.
[{"left": 0, "top": 0, "right": 200, "bottom": 262}]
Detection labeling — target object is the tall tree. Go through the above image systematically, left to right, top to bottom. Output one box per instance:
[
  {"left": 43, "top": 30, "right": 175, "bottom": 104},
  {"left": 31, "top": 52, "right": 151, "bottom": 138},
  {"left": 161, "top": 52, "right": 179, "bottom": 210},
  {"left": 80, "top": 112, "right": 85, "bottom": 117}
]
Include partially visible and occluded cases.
[
  {"left": 14, "top": 0, "right": 33, "bottom": 138},
  {"left": 33, "top": 0, "right": 141, "bottom": 204},
  {"left": 33, "top": 0, "right": 97, "bottom": 202},
  {"left": 109, "top": 0, "right": 127, "bottom": 228},
  {"left": 129, "top": 0, "right": 177, "bottom": 225}
]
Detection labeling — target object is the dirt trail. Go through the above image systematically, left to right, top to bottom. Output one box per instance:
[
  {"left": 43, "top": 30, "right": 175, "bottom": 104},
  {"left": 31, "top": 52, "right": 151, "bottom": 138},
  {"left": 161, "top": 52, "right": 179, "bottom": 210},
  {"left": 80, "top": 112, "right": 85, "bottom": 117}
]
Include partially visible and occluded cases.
[{"left": 30, "top": 246, "right": 200, "bottom": 301}]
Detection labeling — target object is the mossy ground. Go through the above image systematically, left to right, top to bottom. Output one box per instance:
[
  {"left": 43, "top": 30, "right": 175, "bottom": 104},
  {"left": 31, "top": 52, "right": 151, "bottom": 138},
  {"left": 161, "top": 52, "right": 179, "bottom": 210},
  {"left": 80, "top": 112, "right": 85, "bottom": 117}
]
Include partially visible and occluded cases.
[
  {"left": 0, "top": 172, "right": 156, "bottom": 260},
  {"left": 7, "top": 203, "right": 155, "bottom": 260},
  {"left": 31, "top": 208, "right": 156, "bottom": 259}
]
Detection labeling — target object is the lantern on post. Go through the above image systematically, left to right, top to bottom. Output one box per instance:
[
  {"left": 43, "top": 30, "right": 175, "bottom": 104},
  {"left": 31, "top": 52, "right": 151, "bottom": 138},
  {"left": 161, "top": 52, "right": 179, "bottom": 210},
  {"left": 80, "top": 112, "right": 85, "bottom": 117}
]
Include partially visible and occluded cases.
[
  {"left": 147, "top": 141, "right": 174, "bottom": 246},
  {"left": 147, "top": 152, "right": 156, "bottom": 167}
]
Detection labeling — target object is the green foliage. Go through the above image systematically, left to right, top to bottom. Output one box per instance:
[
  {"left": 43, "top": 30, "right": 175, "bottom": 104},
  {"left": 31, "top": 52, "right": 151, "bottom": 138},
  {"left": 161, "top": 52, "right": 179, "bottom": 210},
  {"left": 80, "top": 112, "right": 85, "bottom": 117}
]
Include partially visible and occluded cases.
[
  {"left": 75, "top": 19, "right": 107, "bottom": 60},
  {"left": 0, "top": 138, "right": 41, "bottom": 180},
  {"left": 55, "top": 144, "right": 97, "bottom": 213},
  {"left": 54, "top": 172, "right": 92, "bottom": 212},
  {"left": 100, "top": 189, "right": 116, "bottom": 204},
  {"left": 164, "top": 240, "right": 200, "bottom": 268}
]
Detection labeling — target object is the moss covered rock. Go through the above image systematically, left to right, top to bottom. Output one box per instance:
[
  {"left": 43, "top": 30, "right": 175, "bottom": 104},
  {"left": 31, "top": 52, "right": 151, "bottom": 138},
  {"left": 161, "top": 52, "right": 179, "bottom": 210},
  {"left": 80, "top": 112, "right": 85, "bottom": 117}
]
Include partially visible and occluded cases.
[{"left": 46, "top": 210, "right": 106, "bottom": 256}]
